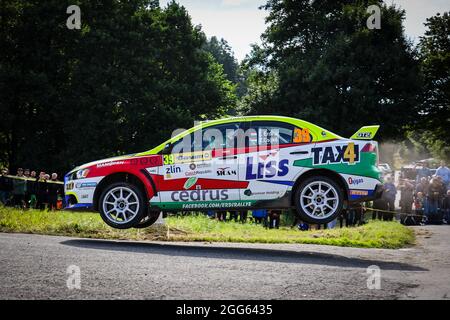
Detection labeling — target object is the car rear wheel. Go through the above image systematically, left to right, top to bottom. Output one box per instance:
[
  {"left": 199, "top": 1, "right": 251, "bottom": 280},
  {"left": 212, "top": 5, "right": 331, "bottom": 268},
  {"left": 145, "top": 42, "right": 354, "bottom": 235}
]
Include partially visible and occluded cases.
[
  {"left": 294, "top": 176, "right": 344, "bottom": 224},
  {"left": 99, "top": 182, "right": 145, "bottom": 229}
]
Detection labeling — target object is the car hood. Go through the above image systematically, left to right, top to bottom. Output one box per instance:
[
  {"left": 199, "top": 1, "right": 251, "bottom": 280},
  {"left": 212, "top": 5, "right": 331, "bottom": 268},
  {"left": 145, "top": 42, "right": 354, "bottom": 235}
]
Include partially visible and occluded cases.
[{"left": 67, "top": 153, "right": 141, "bottom": 175}]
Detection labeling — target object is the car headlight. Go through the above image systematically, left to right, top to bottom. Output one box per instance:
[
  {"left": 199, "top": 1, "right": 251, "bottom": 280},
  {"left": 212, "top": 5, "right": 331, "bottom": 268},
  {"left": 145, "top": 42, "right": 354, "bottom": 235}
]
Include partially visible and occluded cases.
[{"left": 76, "top": 169, "right": 90, "bottom": 179}]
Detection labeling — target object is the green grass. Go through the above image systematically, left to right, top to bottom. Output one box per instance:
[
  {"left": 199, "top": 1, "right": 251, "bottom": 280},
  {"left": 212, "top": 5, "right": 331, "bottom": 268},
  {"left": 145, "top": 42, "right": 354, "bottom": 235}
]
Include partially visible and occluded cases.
[{"left": 0, "top": 206, "right": 415, "bottom": 248}]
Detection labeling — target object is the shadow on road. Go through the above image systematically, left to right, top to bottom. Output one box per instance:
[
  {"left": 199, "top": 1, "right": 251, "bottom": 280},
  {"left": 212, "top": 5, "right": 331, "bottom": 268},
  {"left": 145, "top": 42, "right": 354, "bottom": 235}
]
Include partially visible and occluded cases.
[{"left": 61, "top": 239, "right": 427, "bottom": 272}]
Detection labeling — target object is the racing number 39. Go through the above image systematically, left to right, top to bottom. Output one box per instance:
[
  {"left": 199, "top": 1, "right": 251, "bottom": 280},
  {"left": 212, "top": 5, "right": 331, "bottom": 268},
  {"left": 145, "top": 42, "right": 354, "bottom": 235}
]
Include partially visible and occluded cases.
[{"left": 163, "top": 154, "right": 175, "bottom": 165}]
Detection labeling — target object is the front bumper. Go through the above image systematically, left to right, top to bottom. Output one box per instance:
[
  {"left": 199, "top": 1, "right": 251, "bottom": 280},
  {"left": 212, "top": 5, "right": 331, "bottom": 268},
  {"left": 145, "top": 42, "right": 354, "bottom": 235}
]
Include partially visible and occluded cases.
[{"left": 64, "top": 174, "right": 102, "bottom": 211}]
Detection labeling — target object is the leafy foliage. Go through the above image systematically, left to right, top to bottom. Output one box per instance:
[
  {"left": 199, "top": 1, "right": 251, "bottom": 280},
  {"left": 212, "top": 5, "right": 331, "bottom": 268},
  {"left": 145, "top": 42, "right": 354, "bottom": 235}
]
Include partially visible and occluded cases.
[
  {"left": 0, "top": 0, "right": 237, "bottom": 172},
  {"left": 241, "top": 0, "right": 422, "bottom": 141},
  {"left": 411, "top": 12, "right": 450, "bottom": 161}
]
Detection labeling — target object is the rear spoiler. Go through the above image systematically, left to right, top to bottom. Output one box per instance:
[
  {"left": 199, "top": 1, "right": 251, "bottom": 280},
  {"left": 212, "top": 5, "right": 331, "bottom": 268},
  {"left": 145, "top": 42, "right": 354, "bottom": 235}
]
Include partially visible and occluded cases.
[{"left": 350, "top": 125, "right": 380, "bottom": 140}]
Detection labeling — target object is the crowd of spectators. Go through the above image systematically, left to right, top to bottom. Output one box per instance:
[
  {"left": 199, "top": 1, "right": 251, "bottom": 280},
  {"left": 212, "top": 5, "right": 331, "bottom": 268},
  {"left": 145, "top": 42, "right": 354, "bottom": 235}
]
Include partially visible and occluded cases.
[
  {"left": 374, "top": 160, "right": 450, "bottom": 225},
  {"left": 0, "top": 167, "right": 63, "bottom": 210}
]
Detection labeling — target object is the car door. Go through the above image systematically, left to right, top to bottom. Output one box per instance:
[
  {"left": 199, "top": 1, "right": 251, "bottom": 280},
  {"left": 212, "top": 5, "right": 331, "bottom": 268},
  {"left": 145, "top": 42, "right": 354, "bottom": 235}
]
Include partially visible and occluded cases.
[
  {"left": 238, "top": 120, "right": 311, "bottom": 204},
  {"left": 156, "top": 122, "right": 243, "bottom": 210}
]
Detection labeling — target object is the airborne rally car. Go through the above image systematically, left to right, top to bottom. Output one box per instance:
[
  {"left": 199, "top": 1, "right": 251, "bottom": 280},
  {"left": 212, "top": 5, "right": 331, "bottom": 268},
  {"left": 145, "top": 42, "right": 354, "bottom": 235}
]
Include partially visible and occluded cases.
[{"left": 64, "top": 116, "right": 383, "bottom": 229}]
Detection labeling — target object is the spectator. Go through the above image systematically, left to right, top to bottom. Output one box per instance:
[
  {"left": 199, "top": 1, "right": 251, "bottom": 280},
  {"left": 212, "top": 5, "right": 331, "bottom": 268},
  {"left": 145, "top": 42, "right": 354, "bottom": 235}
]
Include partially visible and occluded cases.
[
  {"left": 436, "top": 161, "right": 450, "bottom": 189},
  {"left": 415, "top": 162, "right": 432, "bottom": 183},
  {"left": 0, "top": 168, "right": 13, "bottom": 205},
  {"left": 12, "top": 168, "right": 27, "bottom": 209},
  {"left": 24, "top": 169, "right": 30, "bottom": 178},
  {"left": 27, "top": 171, "right": 38, "bottom": 208},
  {"left": 36, "top": 172, "right": 49, "bottom": 210},
  {"left": 48, "top": 173, "right": 61, "bottom": 211},
  {"left": 382, "top": 176, "right": 396, "bottom": 221},
  {"left": 415, "top": 177, "right": 429, "bottom": 196},
  {"left": 426, "top": 177, "right": 444, "bottom": 221},
  {"left": 399, "top": 179, "right": 414, "bottom": 214},
  {"left": 443, "top": 190, "right": 450, "bottom": 224},
  {"left": 415, "top": 192, "right": 425, "bottom": 217},
  {"left": 372, "top": 197, "right": 386, "bottom": 220},
  {"left": 341, "top": 202, "right": 364, "bottom": 227},
  {"left": 252, "top": 209, "right": 267, "bottom": 224},
  {"left": 268, "top": 209, "right": 281, "bottom": 229},
  {"left": 291, "top": 209, "right": 308, "bottom": 229},
  {"left": 229, "top": 210, "right": 238, "bottom": 222},
  {"left": 239, "top": 210, "right": 248, "bottom": 223},
  {"left": 216, "top": 211, "right": 227, "bottom": 222},
  {"left": 298, "top": 222, "right": 309, "bottom": 231}
]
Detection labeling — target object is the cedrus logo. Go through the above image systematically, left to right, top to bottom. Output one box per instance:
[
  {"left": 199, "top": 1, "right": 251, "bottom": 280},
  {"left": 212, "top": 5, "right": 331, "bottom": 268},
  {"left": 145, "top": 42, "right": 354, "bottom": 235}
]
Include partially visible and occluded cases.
[{"left": 171, "top": 189, "right": 229, "bottom": 202}]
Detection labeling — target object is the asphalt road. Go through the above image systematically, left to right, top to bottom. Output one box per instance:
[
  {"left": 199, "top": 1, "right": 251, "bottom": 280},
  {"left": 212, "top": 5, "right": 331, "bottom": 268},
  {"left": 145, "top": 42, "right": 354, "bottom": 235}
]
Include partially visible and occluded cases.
[{"left": 0, "top": 226, "right": 449, "bottom": 300}]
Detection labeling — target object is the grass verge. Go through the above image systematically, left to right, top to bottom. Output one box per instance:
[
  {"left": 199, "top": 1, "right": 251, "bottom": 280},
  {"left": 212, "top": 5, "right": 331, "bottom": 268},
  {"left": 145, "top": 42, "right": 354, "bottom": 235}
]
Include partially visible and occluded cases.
[{"left": 0, "top": 207, "right": 415, "bottom": 248}]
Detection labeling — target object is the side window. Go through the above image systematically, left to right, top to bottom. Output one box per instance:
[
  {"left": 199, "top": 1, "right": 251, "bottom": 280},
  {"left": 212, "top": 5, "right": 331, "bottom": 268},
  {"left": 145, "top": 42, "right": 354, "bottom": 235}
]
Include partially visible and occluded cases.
[
  {"left": 246, "top": 121, "right": 294, "bottom": 147},
  {"left": 170, "top": 122, "right": 242, "bottom": 154},
  {"left": 201, "top": 123, "right": 242, "bottom": 151}
]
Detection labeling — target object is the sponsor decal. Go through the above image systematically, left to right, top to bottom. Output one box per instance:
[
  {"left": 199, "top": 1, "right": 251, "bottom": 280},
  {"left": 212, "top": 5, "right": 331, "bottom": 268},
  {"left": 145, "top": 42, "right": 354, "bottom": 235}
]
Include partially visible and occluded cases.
[
  {"left": 260, "top": 129, "right": 280, "bottom": 145},
  {"left": 357, "top": 132, "right": 372, "bottom": 138},
  {"left": 311, "top": 143, "right": 360, "bottom": 165},
  {"left": 258, "top": 150, "right": 278, "bottom": 161},
  {"left": 163, "top": 151, "right": 211, "bottom": 165},
  {"left": 130, "top": 157, "right": 159, "bottom": 166},
  {"left": 245, "top": 157, "right": 289, "bottom": 180},
  {"left": 97, "top": 161, "right": 125, "bottom": 168},
  {"left": 189, "top": 162, "right": 211, "bottom": 170},
  {"left": 165, "top": 165, "right": 181, "bottom": 174},
  {"left": 146, "top": 167, "right": 158, "bottom": 174},
  {"left": 217, "top": 167, "right": 237, "bottom": 176},
  {"left": 185, "top": 169, "right": 212, "bottom": 177},
  {"left": 183, "top": 177, "right": 198, "bottom": 190},
  {"left": 348, "top": 177, "right": 364, "bottom": 186},
  {"left": 65, "top": 182, "right": 74, "bottom": 191},
  {"left": 75, "top": 182, "right": 97, "bottom": 188},
  {"left": 171, "top": 189, "right": 229, "bottom": 202},
  {"left": 244, "top": 189, "right": 279, "bottom": 197},
  {"left": 349, "top": 190, "right": 369, "bottom": 196},
  {"left": 81, "top": 194, "right": 89, "bottom": 199},
  {"left": 181, "top": 201, "right": 252, "bottom": 209}
]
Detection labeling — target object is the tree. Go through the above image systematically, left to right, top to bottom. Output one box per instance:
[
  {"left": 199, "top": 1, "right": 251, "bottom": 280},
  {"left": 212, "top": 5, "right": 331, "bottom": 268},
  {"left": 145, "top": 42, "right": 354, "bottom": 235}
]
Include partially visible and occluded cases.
[
  {"left": 0, "top": 0, "right": 237, "bottom": 173},
  {"left": 241, "top": 0, "right": 422, "bottom": 140},
  {"left": 412, "top": 12, "right": 450, "bottom": 160},
  {"left": 203, "top": 36, "right": 246, "bottom": 99}
]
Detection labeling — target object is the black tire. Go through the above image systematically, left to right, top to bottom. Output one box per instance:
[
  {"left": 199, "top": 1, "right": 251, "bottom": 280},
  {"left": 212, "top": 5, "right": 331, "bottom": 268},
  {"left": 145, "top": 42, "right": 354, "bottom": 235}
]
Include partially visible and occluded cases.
[
  {"left": 294, "top": 176, "right": 344, "bottom": 224},
  {"left": 98, "top": 182, "right": 146, "bottom": 229},
  {"left": 133, "top": 212, "right": 160, "bottom": 229}
]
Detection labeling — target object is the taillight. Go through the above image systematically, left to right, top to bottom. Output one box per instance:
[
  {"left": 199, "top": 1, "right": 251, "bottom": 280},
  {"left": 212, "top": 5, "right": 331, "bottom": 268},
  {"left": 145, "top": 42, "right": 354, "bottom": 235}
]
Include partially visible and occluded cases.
[
  {"left": 362, "top": 142, "right": 379, "bottom": 166},
  {"left": 362, "top": 142, "right": 376, "bottom": 153}
]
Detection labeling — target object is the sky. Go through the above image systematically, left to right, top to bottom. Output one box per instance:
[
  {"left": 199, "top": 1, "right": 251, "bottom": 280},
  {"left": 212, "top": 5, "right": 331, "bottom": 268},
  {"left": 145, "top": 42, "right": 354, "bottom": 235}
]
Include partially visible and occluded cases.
[{"left": 160, "top": 0, "right": 450, "bottom": 61}]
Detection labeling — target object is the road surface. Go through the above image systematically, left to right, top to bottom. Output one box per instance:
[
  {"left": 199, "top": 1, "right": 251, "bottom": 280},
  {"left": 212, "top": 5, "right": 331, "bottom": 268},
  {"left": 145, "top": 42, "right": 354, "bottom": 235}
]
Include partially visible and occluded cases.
[{"left": 0, "top": 226, "right": 449, "bottom": 299}]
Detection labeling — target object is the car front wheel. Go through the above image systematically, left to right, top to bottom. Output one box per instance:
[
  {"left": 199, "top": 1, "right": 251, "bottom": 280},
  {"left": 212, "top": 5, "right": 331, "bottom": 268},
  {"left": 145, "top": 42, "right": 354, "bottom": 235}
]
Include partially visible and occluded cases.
[
  {"left": 294, "top": 176, "right": 344, "bottom": 224},
  {"left": 99, "top": 182, "right": 146, "bottom": 229},
  {"left": 133, "top": 212, "right": 160, "bottom": 228}
]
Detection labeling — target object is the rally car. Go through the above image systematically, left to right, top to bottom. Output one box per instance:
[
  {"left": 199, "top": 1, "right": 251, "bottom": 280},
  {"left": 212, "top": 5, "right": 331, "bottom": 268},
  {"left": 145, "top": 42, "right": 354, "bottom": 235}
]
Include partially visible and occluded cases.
[{"left": 64, "top": 116, "right": 383, "bottom": 229}]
